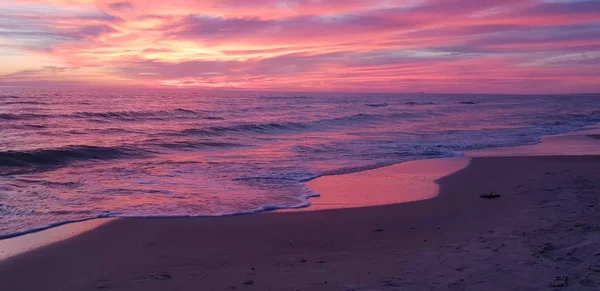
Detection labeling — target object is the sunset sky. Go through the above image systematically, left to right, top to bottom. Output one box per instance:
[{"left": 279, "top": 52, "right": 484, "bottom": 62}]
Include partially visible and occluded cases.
[{"left": 0, "top": 0, "right": 599, "bottom": 93}]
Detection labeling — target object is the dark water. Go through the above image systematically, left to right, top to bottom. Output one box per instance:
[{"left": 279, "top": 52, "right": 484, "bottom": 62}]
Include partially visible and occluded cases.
[{"left": 1, "top": 87, "right": 599, "bottom": 237}]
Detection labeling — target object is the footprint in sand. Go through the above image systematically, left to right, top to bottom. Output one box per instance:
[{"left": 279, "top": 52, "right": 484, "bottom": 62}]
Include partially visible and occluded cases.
[
  {"left": 580, "top": 272, "right": 600, "bottom": 287},
  {"left": 132, "top": 273, "right": 173, "bottom": 283},
  {"left": 91, "top": 279, "right": 114, "bottom": 289}
]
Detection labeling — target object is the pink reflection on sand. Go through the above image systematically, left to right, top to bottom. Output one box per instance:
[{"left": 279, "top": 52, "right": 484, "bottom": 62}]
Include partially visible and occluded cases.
[
  {"left": 292, "top": 157, "right": 470, "bottom": 211},
  {"left": 0, "top": 218, "right": 116, "bottom": 261}
]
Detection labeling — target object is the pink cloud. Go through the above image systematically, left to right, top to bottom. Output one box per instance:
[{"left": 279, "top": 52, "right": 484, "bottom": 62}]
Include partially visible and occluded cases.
[{"left": 0, "top": 0, "right": 598, "bottom": 93}]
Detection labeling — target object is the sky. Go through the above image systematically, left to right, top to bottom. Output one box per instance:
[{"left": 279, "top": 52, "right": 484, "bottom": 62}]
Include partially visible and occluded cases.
[{"left": 0, "top": 0, "right": 599, "bottom": 93}]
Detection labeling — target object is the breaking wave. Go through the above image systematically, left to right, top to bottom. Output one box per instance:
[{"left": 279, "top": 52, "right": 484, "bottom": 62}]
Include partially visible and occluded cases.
[{"left": 0, "top": 145, "right": 140, "bottom": 168}]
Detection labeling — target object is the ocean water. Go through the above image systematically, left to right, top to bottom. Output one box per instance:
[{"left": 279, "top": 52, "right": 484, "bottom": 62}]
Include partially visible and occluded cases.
[{"left": 1, "top": 88, "right": 599, "bottom": 237}]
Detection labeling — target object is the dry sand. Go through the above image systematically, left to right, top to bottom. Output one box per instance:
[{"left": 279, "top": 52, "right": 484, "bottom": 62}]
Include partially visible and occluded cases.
[{"left": 0, "top": 136, "right": 599, "bottom": 290}]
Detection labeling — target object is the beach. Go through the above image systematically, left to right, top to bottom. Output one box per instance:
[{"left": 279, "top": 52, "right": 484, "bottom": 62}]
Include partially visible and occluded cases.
[
  {"left": 1, "top": 0, "right": 599, "bottom": 289},
  {"left": 1, "top": 133, "right": 599, "bottom": 290}
]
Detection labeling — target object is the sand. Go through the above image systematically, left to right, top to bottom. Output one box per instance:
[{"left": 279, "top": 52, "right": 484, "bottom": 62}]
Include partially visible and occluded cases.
[
  {"left": 467, "top": 131, "right": 600, "bottom": 157},
  {"left": 1, "top": 136, "right": 599, "bottom": 290},
  {"left": 292, "top": 157, "right": 470, "bottom": 211},
  {"left": 0, "top": 218, "right": 115, "bottom": 260}
]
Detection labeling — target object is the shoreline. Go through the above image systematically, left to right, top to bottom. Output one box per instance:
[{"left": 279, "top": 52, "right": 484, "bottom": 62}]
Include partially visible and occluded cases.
[
  {"left": 1, "top": 127, "right": 599, "bottom": 259},
  {"left": 0, "top": 131, "right": 599, "bottom": 289},
  {"left": 2, "top": 155, "right": 598, "bottom": 289},
  {"left": 295, "top": 156, "right": 470, "bottom": 211},
  {"left": 0, "top": 157, "right": 470, "bottom": 260},
  {"left": 0, "top": 217, "right": 114, "bottom": 241},
  {"left": 0, "top": 218, "right": 116, "bottom": 260}
]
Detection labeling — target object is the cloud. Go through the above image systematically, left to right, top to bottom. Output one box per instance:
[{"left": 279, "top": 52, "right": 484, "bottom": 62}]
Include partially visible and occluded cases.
[
  {"left": 0, "top": 0, "right": 598, "bottom": 93},
  {"left": 526, "top": 0, "right": 600, "bottom": 15},
  {"left": 108, "top": 1, "right": 133, "bottom": 11},
  {"left": 0, "top": 2, "right": 119, "bottom": 21},
  {"left": 164, "top": 9, "right": 414, "bottom": 38},
  {"left": 142, "top": 48, "right": 173, "bottom": 53}
]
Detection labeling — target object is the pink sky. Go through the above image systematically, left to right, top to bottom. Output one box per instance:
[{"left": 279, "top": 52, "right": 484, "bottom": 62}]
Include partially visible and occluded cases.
[{"left": 0, "top": 0, "right": 599, "bottom": 93}]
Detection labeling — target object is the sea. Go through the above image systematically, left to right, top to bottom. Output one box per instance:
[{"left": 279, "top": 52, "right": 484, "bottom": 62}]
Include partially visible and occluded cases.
[{"left": 1, "top": 87, "right": 599, "bottom": 238}]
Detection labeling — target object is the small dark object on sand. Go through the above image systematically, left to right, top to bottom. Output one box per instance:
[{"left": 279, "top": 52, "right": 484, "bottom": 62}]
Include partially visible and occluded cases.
[
  {"left": 480, "top": 192, "right": 501, "bottom": 199},
  {"left": 374, "top": 228, "right": 384, "bottom": 232},
  {"left": 243, "top": 280, "right": 255, "bottom": 285}
]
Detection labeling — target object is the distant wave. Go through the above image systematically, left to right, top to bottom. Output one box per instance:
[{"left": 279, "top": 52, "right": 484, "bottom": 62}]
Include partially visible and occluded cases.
[
  {"left": 258, "top": 95, "right": 311, "bottom": 100},
  {"left": 1, "top": 101, "right": 48, "bottom": 105},
  {"left": 405, "top": 101, "right": 436, "bottom": 106},
  {"left": 366, "top": 103, "right": 388, "bottom": 107},
  {"left": 0, "top": 109, "right": 223, "bottom": 121},
  {"left": 69, "top": 109, "right": 223, "bottom": 121},
  {"left": 0, "top": 113, "right": 48, "bottom": 120},
  {"left": 180, "top": 113, "right": 406, "bottom": 136},
  {"left": 181, "top": 122, "right": 308, "bottom": 135},
  {"left": 7, "top": 124, "right": 48, "bottom": 130},
  {"left": 152, "top": 141, "right": 249, "bottom": 149},
  {"left": 0, "top": 145, "right": 140, "bottom": 169}
]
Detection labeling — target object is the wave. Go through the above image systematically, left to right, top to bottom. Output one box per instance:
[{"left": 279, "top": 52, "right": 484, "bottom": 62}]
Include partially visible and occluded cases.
[
  {"left": 2, "top": 101, "right": 48, "bottom": 105},
  {"left": 405, "top": 101, "right": 436, "bottom": 106},
  {"left": 366, "top": 103, "right": 388, "bottom": 107},
  {"left": 0, "top": 109, "right": 224, "bottom": 121},
  {"left": 69, "top": 109, "right": 222, "bottom": 121},
  {"left": 0, "top": 113, "right": 48, "bottom": 120},
  {"left": 180, "top": 113, "right": 394, "bottom": 136},
  {"left": 181, "top": 122, "right": 309, "bottom": 136},
  {"left": 4, "top": 124, "right": 48, "bottom": 130},
  {"left": 153, "top": 141, "right": 249, "bottom": 149},
  {"left": 0, "top": 145, "right": 140, "bottom": 169},
  {"left": 234, "top": 148, "right": 457, "bottom": 184},
  {"left": 233, "top": 173, "right": 320, "bottom": 183},
  {"left": 15, "top": 178, "right": 82, "bottom": 188},
  {"left": 0, "top": 193, "right": 322, "bottom": 239},
  {"left": 0, "top": 203, "right": 37, "bottom": 216},
  {"left": 0, "top": 203, "right": 93, "bottom": 217}
]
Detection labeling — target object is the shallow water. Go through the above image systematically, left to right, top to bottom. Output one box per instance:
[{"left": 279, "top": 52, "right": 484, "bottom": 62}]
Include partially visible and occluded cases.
[{"left": 1, "top": 88, "right": 599, "bottom": 237}]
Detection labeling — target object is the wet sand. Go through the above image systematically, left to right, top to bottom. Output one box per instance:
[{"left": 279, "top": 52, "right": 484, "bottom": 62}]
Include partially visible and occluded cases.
[
  {"left": 467, "top": 131, "right": 600, "bottom": 157},
  {"left": 1, "top": 136, "right": 600, "bottom": 290},
  {"left": 294, "top": 157, "right": 470, "bottom": 211},
  {"left": 0, "top": 218, "right": 115, "bottom": 260}
]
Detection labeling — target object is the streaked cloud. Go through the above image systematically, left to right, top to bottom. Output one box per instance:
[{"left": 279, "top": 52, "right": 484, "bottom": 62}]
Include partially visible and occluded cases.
[{"left": 0, "top": 0, "right": 598, "bottom": 93}]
